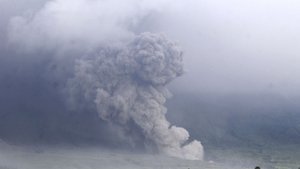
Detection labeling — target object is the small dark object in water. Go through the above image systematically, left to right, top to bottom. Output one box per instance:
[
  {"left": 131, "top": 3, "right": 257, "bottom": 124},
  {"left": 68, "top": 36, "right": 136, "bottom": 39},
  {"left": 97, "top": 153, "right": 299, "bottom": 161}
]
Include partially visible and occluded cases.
[{"left": 255, "top": 166, "right": 260, "bottom": 169}]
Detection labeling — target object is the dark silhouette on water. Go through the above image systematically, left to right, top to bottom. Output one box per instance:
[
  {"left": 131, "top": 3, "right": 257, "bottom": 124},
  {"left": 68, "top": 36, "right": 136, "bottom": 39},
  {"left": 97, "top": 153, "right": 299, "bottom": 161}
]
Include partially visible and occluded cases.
[{"left": 255, "top": 166, "right": 260, "bottom": 169}]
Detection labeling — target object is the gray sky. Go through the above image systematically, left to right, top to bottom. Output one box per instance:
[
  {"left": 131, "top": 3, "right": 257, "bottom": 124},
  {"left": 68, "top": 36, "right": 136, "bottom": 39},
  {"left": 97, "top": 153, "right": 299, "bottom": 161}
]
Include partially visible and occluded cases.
[
  {"left": 1, "top": 0, "right": 300, "bottom": 95},
  {"left": 1, "top": 0, "right": 300, "bottom": 151},
  {"left": 152, "top": 0, "right": 300, "bottom": 95}
]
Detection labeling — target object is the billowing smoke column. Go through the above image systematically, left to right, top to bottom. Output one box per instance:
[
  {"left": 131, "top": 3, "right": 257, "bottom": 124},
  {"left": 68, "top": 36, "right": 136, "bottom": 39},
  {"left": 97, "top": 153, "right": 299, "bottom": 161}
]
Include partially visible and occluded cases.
[
  {"left": 7, "top": 0, "right": 204, "bottom": 160},
  {"left": 68, "top": 33, "right": 203, "bottom": 160}
]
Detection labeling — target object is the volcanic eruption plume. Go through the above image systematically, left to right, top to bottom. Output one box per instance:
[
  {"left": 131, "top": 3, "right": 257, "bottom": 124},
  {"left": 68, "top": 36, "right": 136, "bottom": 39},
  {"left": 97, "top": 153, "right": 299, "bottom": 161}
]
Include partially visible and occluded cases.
[{"left": 67, "top": 33, "right": 203, "bottom": 160}]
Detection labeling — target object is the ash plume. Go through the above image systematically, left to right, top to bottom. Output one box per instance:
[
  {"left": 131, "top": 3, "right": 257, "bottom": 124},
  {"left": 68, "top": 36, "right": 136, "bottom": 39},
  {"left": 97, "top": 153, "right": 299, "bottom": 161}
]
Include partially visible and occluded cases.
[
  {"left": 7, "top": 0, "right": 204, "bottom": 160},
  {"left": 67, "top": 33, "right": 203, "bottom": 160}
]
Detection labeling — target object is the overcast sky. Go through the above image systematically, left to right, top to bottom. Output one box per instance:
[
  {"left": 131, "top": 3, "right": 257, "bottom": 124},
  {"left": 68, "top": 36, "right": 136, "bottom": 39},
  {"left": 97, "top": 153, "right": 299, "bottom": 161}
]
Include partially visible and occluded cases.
[{"left": 1, "top": 0, "right": 300, "bottom": 95}]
